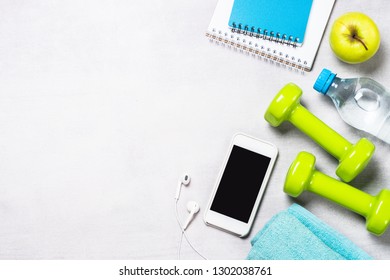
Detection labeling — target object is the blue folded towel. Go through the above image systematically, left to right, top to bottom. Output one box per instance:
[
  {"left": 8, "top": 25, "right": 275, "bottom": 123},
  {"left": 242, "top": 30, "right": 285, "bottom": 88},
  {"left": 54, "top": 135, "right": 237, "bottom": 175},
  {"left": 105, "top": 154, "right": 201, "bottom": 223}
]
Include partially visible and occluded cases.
[{"left": 247, "top": 204, "right": 373, "bottom": 260}]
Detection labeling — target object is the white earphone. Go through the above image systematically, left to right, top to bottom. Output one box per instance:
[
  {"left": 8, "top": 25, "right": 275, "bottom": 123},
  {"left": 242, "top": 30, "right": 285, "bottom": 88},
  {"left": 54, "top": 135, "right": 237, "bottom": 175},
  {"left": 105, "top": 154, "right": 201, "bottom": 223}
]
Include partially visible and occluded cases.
[
  {"left": 174, "top": 174, "right": 207, "bottom": 259},
  {"left": 174, "top": 174, "right": 191, "bottom": 200},
  {"left": 174, "top": 175, "right": 199, "bottom": 230},
  {"left": 183, "top": 201, "right": 200, "bottom": 230}
]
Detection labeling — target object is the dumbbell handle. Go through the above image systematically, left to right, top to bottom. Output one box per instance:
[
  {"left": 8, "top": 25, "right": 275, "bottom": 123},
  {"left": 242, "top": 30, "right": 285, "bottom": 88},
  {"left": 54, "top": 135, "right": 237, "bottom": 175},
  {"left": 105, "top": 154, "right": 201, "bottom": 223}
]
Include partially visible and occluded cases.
[
  {"left": 290, "top": 104, "right": 351, "bottom": 159},
  {"left": 310, "top": 171, "right": 374, "bottom": 217}
]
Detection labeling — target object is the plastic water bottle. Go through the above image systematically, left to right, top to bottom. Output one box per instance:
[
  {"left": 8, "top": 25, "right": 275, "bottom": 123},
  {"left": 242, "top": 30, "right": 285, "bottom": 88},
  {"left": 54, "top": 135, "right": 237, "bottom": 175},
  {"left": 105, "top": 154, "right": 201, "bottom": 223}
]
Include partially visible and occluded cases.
[{"left": 314, "top": 68, "right": 390, "bottom": 144}]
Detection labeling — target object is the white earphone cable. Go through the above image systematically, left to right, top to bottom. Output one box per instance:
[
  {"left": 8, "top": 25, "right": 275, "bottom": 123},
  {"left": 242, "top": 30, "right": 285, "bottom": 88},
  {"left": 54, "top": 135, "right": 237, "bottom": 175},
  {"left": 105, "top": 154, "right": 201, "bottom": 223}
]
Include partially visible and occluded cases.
[
  {"left": 174, "top": 198, "right": 207, "bottom": 260},
  {"left": 178, "top": 231, "right": 184, "bottom": 260}
]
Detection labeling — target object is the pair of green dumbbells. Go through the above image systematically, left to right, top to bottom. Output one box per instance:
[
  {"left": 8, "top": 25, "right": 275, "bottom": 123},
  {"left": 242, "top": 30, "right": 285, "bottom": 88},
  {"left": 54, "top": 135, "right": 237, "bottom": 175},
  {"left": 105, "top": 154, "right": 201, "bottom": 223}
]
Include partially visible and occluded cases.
[{"left": 264, "top": 83, "right": 390, "bottom": 236}]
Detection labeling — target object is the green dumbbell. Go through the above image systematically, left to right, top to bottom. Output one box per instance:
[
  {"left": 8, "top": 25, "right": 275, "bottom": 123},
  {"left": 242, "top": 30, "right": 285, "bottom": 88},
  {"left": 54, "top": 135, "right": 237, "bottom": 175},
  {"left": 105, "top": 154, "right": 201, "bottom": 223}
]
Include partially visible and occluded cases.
[
  {"left": 264, "top": 83, "right": 375, "bottom": 182},
  {"left": 284, "top": 151, "right": 390, "bottom": 236}
]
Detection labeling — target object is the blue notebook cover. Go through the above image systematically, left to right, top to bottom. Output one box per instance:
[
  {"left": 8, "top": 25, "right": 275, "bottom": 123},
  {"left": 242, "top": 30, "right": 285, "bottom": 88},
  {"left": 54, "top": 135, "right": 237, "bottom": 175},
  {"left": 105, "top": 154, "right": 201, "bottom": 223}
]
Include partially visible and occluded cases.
[{"left": 228, "top": 0, "right": 313, "bottom": 44}]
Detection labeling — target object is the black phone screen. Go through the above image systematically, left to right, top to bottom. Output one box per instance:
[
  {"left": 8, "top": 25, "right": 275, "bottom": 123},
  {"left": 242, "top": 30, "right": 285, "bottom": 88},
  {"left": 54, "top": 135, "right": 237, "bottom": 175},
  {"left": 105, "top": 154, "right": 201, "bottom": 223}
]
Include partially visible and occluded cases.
[{"left": 210, "top": 145, "right": 271, "bottom": 223}]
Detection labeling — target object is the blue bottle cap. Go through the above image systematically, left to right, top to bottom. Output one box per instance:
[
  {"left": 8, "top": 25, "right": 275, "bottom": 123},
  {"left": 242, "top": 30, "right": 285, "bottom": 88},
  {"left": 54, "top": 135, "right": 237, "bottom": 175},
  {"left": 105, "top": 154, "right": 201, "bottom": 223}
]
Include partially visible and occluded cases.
[{"left": 313, "top": 68, "right": 337, "bottom": 95}]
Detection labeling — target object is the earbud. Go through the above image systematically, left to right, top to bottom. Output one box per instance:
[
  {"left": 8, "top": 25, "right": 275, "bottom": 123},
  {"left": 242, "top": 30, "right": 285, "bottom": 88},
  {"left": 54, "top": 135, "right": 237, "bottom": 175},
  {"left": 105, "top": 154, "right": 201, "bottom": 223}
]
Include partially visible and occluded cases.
[
  {"left": 174, "top": 174, "right": 191, "bottom": 200},
  {"left": 174, "top": 175, "right": 207, "bottom": 259},
  {"left": 174, "top": 175, "right": 199, "bottom": 230},
  {"left": 183, "top": 201, "right": 200, "bottom": 230}
]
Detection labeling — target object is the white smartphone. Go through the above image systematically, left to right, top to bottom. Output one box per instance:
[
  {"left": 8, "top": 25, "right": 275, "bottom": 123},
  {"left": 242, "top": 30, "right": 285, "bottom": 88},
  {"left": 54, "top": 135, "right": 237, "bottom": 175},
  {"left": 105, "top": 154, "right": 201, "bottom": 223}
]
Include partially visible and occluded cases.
[{"left": 204, "top": 133, "right": 278, "bottom": 237}]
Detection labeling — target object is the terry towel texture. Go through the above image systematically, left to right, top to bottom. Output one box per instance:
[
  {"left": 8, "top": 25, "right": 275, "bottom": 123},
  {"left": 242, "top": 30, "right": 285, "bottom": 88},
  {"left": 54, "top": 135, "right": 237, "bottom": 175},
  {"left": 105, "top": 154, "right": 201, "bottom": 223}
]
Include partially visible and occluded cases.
[{"left": 247, "top": 204, "right": 372, "bottom": 260}]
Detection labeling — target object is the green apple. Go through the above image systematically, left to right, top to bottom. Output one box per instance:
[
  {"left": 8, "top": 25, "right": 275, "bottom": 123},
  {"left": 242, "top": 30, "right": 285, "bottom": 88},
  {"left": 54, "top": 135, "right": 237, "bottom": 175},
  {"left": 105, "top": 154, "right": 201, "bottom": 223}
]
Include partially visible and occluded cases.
[{"left": 329, "top": 12, "right": 380, "bottom": 64}]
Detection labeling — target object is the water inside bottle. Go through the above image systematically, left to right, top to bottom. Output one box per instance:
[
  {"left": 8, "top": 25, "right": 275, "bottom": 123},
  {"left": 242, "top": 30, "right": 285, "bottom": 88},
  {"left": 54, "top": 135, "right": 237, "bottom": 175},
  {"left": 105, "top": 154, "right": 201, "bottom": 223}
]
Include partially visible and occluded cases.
[
  {"left": 334, "top": 78, "right": 386, "bottom": 134},
  {"left": 354, "top": 88, "right": 380, "bottom": 112}
]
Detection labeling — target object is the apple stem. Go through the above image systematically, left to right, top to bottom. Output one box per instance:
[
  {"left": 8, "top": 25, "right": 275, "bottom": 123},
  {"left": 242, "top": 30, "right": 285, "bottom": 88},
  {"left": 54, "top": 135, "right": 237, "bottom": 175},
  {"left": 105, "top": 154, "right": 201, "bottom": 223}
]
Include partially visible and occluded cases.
[{"left": 353, "top": 34, "right": 368, "bottom": 51}]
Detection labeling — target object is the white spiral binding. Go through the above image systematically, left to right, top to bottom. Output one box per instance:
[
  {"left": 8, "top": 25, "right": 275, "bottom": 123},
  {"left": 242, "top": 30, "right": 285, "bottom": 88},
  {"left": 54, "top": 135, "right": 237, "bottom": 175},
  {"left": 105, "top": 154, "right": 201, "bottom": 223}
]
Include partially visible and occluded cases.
[
  {"left": 231, "top": 22, "right": 301, "bottom": 46},
  {"left": 206, "top": 28, "right": 308, "bottom": 72}
]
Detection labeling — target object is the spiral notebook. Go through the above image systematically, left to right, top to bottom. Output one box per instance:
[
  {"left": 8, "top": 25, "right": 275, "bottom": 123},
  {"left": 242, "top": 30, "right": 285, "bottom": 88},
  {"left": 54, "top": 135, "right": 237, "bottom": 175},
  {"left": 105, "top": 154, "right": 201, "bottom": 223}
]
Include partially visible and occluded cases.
[
  {"left": 206, "top": 0, "right": 335, "bottom": 72},
  {"left": 228, "top": 0, "right": 313, "bottom": 46}
]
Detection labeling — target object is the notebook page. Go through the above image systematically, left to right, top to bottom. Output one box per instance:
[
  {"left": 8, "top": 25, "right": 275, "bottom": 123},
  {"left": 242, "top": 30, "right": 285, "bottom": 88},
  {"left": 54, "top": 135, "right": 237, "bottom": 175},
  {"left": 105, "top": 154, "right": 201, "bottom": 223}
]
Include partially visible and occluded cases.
[{"left": 228, "top": 0, "right": 313, "bottom": 45}]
